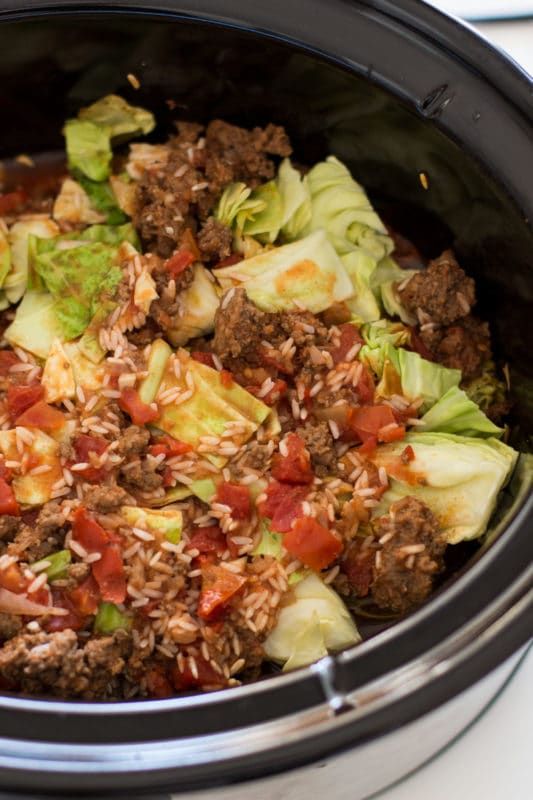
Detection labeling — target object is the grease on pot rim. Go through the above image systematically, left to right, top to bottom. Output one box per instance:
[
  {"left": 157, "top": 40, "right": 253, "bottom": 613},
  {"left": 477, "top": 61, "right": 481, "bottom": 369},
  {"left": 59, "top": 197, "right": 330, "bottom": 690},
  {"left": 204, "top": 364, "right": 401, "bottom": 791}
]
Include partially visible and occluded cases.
[{"left": 0, "top": 93, "right": 518, "bottom": 700}]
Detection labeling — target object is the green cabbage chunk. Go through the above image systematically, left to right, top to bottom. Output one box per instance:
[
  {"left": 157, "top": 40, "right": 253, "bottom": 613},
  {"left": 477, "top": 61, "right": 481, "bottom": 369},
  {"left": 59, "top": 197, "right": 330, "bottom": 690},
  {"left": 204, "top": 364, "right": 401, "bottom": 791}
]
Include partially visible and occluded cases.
[
  {"left": 65, "top": 94, "right": 155, "bottom": 181},
  {"left": 276, "top": 158, "right": 312, "bottom": 240},
  {"left": 5, "top": 217, "right": 59, "bottom": 304},
  {"left": 0, "top": 224, "right": 11, "bottom": 289},
  {"left": 213, "top": 229, "right": 353, "bottom": 314},
  {"left": 31, "top": 240, "right": 123, "bottom": 339},
  {"left": 371, "top": 256, "right": 417, "bottom": 325},
  {"left": 166, "top": 264, "right": 221, "bottom": 347},
  {"left": 4, "top": 291, "right": 64, "bottom": 359},
  {"left": 138, "top": 338, "right": 172, "bottom": 405},
  {"left": 396, "top": 348, "right": 461, "bottom": 411},
  {"left": 156, "top": 350, "right": 270, "bottom": 468},
  {"left": 419, "top": 386, "right": 503, "bottom": 438},
  {"left": 371, "top": 432, "right": 518, "bottom": 543},
  {"left": 121, "top": 506, "right": 183, "bottom": 544},
  {"left": 252, "top": 521, "right": 283, "bottom": 558},
  {"left": 31, "top": 550, "right": 71, "bottom": 581},
  {"left": 264, "top": 573, "right": 361, "bottom": 671},
  {"left": 94, "top": 602, "right": 132, "bottom": 634}
]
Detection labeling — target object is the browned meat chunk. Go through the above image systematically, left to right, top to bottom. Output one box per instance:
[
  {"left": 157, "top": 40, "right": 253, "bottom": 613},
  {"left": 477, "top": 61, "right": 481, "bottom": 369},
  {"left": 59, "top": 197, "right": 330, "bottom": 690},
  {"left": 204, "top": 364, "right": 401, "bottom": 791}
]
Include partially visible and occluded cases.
[
  {"left": 204, "top": 119, "right": 291, "bottom": 201},
  {"left": 197, "top": 217, "right": 232, "bottom": 262},
  {"left": 399, "top": 250, "right": 475, "bottom": 325},
  {"left": 213, "top": 288, "right": 281, "bottom": 368},
  {"left": 213, "top": 288, "right": 327, "bottom": 377},
  {"left": 422, "top": 315, "right": 491, "bottom": 380},
  {"left": 299, "top": 420, "right": 336, "bottom": 476},
  {"left": 117, "top": 425, "right": 150, "bottom": 458},
  {"left": 232, "top": 441, "right": 273, "bottom": 477},
  {"left": 120, "top": 461, "right": 163, "bottom": 492},
  {"left": 84, "top": 484, "right": 130, "bottom": 514},
  {"left": 371, "top": 496, "right": 445, "bottom": 614},
  {"left": 8, "top": 502, "right": 66, "bottom": 562},
  {"left": 0, "top": 515, "right": 21, "bottom": 542},
  {"left": 63, "top": 561, "right": 91, "bottom": 591},
  {"left": 0, "top": 613, "right": 22, "bottom": 642},
  {"left": 0, "top": 629, "right": 131, "bottom": 699}
]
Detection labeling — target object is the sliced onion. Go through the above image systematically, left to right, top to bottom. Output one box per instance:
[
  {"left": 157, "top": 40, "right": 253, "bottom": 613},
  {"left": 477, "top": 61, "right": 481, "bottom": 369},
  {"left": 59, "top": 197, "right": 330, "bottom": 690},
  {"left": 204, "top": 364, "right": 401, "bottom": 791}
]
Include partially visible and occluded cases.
[{"left": 0, "top": 587, "right": 68, "bottom": 616}]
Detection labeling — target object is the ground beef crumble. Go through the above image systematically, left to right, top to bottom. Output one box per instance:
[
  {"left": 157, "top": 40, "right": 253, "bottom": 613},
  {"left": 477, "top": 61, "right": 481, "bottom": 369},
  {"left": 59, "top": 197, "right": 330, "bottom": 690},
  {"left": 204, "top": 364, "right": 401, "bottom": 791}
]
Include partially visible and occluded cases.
[
  {"left": 399, "top": 250, "right": 475, "bottom": 325},
  {"left": 421, "top": 315, "right": 491, "bottom": 380},
  {"left": 298, "top": 420, "right": 336, "bottom": 476},
  {"left": 83, "top": 484, "right": 130, "bottom": 514},
  {"left": 7, "top": 502, "right": 66, "bottom": 562},
  {"left": 0, "top": 629, "right": 131, "bottom": 699}
]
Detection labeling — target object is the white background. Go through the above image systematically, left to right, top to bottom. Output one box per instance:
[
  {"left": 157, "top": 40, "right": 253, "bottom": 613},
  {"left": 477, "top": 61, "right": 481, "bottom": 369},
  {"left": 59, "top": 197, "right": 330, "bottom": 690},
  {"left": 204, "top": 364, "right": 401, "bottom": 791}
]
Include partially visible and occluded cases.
[
  {"left": 431, "top": 0, "right": 533, "bottom": 19},
  {"left": 380, "top": 13, "right": 533, "bottom": 798}
]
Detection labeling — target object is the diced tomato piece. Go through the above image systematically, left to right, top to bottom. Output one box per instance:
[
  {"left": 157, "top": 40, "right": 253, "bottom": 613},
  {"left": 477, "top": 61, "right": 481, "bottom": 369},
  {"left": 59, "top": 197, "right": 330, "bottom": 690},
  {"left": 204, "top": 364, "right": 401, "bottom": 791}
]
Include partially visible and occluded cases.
[
  {"left": 0, "top": 190, "right": 28, "bottom": 215},
  {"left": 164, "top": 247, "right": 195, "bottom": 277},
  {"left": 215, "top": 253, "right": 242, "bottom": 269},
  {"left": 330, "top": 323, "right": 364, "bottom": 364},
  {"left": 0, "top": 350, "right": 20, "bottom": 376},
  {"left": 191, "top": 350, "right": 215, "bottom": 368},
  {"left": 355, "top": 365, "right": 375, "bottom": 404},
  {"left": 220, "top": 370, "right": 233, "bottom": 388},
  {"left": 7, "top": 384, "right": 44, "bottom": 422},
  {"left": 118, "top": 388, "right": 159, "bottom": 425},
  {"left": 15, "top": 400, "right": 65, "bottom": 431},
  {"left": 348, "top": 405, "right": 397, "bottom": 442},
  {"left": 378, "top": 423, "right": 406, "bottom": 443},
  {"left": 272, "top": 433, "right": 313, "bottom": 485},
  {"left": 72, "top": 434, "right": 108, "bottom": 482},
  {"left": 149, "top": 434, "right": 192, "bottom": 458},
  {"left": 358, "top": 436, "right": 378, "bottom": 455},
  {"left": 401, "top": 445, "right": 415, "bottom": 463},
  {"left": 0, "top": 461, "right": 12, "bottom": 483},
  {"left": 162, "top": 467, "right": 175, "bottom": 487},
  {"left": 0, "top": 478, "right": 20, "bottom": 516},
  {"left": 260, "top": 481, "right": 309, "bottom": 533},
  {"left": 216, "top": 482, "right": 251, "bottom": 520},
  {"left": 72, "top": 507, "right": 109, "bottom": 552},
  {"left": 284, "top": 517, "right": 342, "bottom": 571},
  {"left": 188, "top": 525, "right": 227, "bottom": 555},
  {"left": 342, "top": 542, "right": 374, "bottom": 596},
  {"left": 92, "top": 543, "right": 126, "bottom": 603},
  {"left": 0, "top": 562, "right": 26, "bottom": 593},
  {"left": 198, "top": 563, "right": 246, "bottom": 621},
  {"left": 68, "top": 575, "right": 100, "bottom": 616},
  {"left": 45, "top": 590, "right": 86, "bottom": 633},
  {"left": 170, "top": 657, "right": 225, "bottom": 690},
  {"left": 146, "top": 666, "right": 173, "bottom": 698}
]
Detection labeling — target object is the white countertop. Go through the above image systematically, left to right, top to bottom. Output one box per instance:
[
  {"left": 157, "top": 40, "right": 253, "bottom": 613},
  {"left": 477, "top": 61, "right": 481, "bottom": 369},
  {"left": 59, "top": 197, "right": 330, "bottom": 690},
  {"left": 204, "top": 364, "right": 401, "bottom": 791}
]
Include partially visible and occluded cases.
[{"left": 380, "top": 14, "right": 533, "bottom": 799}]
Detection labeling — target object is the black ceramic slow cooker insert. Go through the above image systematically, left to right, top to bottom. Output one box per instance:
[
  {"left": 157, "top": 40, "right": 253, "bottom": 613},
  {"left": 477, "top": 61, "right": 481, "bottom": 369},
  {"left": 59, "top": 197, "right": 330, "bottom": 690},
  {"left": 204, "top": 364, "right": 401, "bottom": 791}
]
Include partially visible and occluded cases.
[{"left": 0, "top": 1, "right": 531, "bottom": 797}]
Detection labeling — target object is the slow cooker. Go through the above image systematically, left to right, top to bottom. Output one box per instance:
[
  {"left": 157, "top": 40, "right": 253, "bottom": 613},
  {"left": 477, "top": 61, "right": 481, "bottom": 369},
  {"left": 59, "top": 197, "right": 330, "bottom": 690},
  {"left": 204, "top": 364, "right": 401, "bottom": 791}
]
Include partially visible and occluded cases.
[{"left": 0, "top": 1, "right": 531, "bottom": 797}]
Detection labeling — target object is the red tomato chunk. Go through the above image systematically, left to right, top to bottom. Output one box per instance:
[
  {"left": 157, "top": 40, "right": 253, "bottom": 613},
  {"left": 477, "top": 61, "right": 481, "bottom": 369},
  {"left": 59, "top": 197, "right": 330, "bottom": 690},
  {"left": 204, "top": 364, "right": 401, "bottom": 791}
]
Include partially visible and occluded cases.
[
  {"left": 7, "top": 384, "right": 44, "bottom": 422},
  {"left": 118, "top": 388, "right": 159, "bottom": 425},
  {"left": 15, "top": 400, "right": 65, "bottom": 431},
  {"left": 271, "top": 433, "right": 313, "bottom": 485},
  {"left": 0, "top": 479, "right": 19, "bottom": 516},
  {"left": 260, "top": 481, "right": 309, "bottom": 533},
  {"left": 216, "top": 482, "right": 251, "bottom": 519},
  {"left": 284, "top": 517, "right": 342, "bottom": 571},
  {"left": 198, "top": 563, "right": 246, "bottom": 621}
]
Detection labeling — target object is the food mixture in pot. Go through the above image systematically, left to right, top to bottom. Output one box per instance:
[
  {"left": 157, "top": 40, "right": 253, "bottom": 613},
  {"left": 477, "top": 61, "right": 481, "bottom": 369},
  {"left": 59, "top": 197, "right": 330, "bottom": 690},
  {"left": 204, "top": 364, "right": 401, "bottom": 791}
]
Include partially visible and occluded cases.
[{"left": 0, "top": 96, "right": 517, "bottom": 699}]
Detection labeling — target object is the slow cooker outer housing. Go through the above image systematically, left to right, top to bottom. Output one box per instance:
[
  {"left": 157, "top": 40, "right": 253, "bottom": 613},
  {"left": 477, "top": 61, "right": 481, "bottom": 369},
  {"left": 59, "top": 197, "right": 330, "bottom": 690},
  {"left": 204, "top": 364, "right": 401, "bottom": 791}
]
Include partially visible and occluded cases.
[{"left": 0, "top": 0, "right": 531, "bottom": 795}]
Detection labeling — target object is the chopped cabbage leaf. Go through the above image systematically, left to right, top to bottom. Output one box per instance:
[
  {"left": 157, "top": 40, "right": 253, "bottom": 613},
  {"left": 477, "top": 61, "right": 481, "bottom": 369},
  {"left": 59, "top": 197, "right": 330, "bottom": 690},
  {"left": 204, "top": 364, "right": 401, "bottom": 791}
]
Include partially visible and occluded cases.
[
  {"left": 65, "top": 94, "right": 155, "bottom": 181},
  {"left": 302, "top": 156, "right": 392, "bottom": 259},
  {"left": 276, "top": 158, "right": 311, "bottom": 240},
  {"left": 109, "top": 174, "right": 137, "bottom": 217},
  {"left": 77, "top": 176, "right": 129, "bottom": 225},
  {"left": 52, "top": 178, "right": 106, "bottom": 225},
  {"left": 241, "top": 181, "right": 283, "bottom": 243},
  {"left": 215, "top": 182, "right": 254, "bottom": 227},
  {"left": 5, "top": 217, "right": 59, "bottom": 304},
  {"left": 0, "top": 224, "right": 11, "bottom": 289},
  {"left": 213, "top": 229, "right": 353, "bottom": 314},
  {"left": 32, "top": 240, "right": 123, "bottom": 339},
  {"left": 342, "top": 250, "right": 381, "bottom": 322},
  {"left": 373, "top": 256, "right": 417, "bottom": 325},
  {"left": 166, "top": 264, "right": 221, "bottom": 347},
  {"left": 4, "top": 291, "right": 64, "bottom": 359},
  {"left": 362, "top": 319, "right": 411, "bottom": 350},
  {"left": 42, "top": 338, "right": 76, "bottom": 403},
  {"left": 138, "top": 339, "right": 172, "bottom": 405},
  {"left": 397, "top": 348, "right": 461, "bottom": 411},
  {"left": 156, "top": 350, "right": 270, "bottom": 468},
  {"left": 419, "top": 386, "right": 503, "bottom": 438},
  {"left": 0, "top": 429, "right": 63, "bottom": 506},
  {"left": 371, "top": 432, "right": 518, "bottom": 543},
  {"left": 146, "top": 486, "right": 192, "bottom": 507},
  {"left": 121, "top": 506, "right": 182, "bottom": 544},
  {"left": 252, "top": 521, "right": 283, "bottom": 558},
  {"left": 264, "top": 573, "right": 361, "bottom": 670},
  {"left": 94, "top": 602, "right": 132, "bottom": 634}
]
